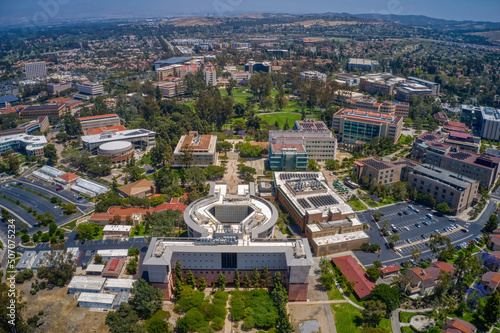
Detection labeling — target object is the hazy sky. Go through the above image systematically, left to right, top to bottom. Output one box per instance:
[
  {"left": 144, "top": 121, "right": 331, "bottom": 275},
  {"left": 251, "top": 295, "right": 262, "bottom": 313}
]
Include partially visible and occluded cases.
[{"left": 1, "top": 0, "right": 499, "bottom": 25}]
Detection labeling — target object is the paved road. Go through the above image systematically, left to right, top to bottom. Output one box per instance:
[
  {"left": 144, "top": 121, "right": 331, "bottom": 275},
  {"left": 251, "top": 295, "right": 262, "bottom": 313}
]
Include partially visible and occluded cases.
[{"left": 354, "top": 201, "right": 495, "bottom": 268}]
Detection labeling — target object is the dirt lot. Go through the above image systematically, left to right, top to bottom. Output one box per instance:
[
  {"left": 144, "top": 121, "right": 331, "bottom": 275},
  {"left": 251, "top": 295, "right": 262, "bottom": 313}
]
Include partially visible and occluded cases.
[
  {"left": 19, "top": 282, "right": 109, "bottom": 333},
  {"left": 289, "top": 303, "right": 332, "bottom": 333}
]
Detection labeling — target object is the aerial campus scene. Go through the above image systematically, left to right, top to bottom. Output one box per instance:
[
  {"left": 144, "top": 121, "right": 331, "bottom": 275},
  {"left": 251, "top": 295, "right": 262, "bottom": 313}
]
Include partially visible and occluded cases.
[{"left": 1, "top": 1, "right": 500, "bottom": 333}]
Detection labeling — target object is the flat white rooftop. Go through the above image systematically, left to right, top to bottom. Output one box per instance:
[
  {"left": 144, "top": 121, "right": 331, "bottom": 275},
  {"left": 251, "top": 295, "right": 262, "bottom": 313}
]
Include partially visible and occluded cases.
[
  {"left": 81, "top": 128, "right": 155, "bottom": 144},
  {"left": 0, "top": 134, "right": 47, "bottom": 145},
  {"left": 274, "top": 172, "right": 355, "bottom": 219},
  {"left": 103, "top": 225, "right": 132, "bottom": 232},
  {"left": 312, "top": 230, "right": 370, "bottom": 246},
  {"left": 97, "top": 249, "right": 129, "bottom": 258},
  {"left": 86, "top": 264, "right": 105, "bottom": 273},
  {"left": 68, "top": 276, "right": 106, "bottom": 291},
  {"left": 104, "top": 279, "right": 134, "bottom": 289},
  {"left": 78, "top": 292, "right": 115, "bottom": 304}
]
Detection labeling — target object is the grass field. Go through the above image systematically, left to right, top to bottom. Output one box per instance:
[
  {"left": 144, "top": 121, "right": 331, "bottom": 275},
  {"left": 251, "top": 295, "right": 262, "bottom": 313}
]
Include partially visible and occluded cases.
[
  {"left": 258, "top": 112, "right": 301, "bottom": 128},
  {"left": 365, "top": 196, "right": 398, "bottom": 208},
  {"left": 348, "top": 199, "right": 367, "bottom": 211},
  {"left": 60, "top": 220, "right": 77, "bottom": 231},
  {"left": 327, "top": 285, "right": 344, "bottom": 300},
  {"left": 331, "top": 303, "right": 362, "bottom": 333},
  {"left": 331, "top": 303, "right": 392, "bottom": 332},
  {"left": 401, "top": 327, "right": 415, "bottom": 333}
]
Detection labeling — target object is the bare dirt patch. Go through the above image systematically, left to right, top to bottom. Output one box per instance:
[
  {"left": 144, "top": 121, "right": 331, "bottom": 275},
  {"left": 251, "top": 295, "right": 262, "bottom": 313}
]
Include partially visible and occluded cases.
[
  {"left": 19, "top": 282, "right": 109, "bottom": 333},
  {"left": 289, "top": 303, "right": 332, "bottom": 333}
]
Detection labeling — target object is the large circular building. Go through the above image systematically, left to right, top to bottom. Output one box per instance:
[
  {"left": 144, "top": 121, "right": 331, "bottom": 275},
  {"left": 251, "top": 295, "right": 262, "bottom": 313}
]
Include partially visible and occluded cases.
[
  {"left": 98, "top": 141, "right": 134, "bottom": 163},
  {"left": 184, "top": 182, "right": 278, "bottom": 240}
]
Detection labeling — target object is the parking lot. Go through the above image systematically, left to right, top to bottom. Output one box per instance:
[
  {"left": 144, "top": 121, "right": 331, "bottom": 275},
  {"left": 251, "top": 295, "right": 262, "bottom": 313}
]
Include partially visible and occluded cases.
[{"left": 353, "top": 201, "right": 490, "bottom": 268}]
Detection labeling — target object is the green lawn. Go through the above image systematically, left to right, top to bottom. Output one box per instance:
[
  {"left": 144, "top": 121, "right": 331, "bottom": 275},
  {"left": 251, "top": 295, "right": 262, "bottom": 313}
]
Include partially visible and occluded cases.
[
  {"left": 258, "top": 112, "right": 302, "bottom": 129},
  {"left": 364, "top": 196, "right": 398, "bottom": 208},
  {"left": 348, "top": 199, "right": 367, "bottom": 211},
  {"left": 60, "top": 220, "right": 77, "bottom": 231},
  {"left": 130, "top": 223, "right": 147, "bottom": 237},
  {"left": 327, "top": 285, "right": 344, "bottom": 300},
  {"left": 347, "top": 293, "right": 365, "bottom": 307},
  {"left": 331, "top": 303, "right": 363, "bottom": 333},
  {"left": 379, "top": 318, "right": 393, "bottom": 332},
  {"left": 401, "top": 327, "right": 415, "bottom": 333},
  {"left": 492, "top": 328, "right": 500, "bottom": 333}
]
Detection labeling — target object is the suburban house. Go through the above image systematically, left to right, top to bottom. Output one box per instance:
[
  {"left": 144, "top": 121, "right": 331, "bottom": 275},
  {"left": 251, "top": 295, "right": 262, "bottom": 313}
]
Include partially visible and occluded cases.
[
  {"left": 489, "top": 230, "right": 500, "bottom": 251},
  {"left": 404, "top": 261, "right": 456, "bottom": 296},
  {"left": 379, "top": 265, "right": 400, "bottom": 279},
  {"left": 480, "top": 272, "right": 500, "bottom": 294},
  {"left": 442, "top": 318, "right": 477, "bottom": 333}
]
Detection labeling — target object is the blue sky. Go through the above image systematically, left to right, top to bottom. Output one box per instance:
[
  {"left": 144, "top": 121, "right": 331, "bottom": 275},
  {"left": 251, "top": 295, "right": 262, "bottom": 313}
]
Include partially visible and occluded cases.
[{"left": 1, "top": 0, "right": 498, "bottom": 24}]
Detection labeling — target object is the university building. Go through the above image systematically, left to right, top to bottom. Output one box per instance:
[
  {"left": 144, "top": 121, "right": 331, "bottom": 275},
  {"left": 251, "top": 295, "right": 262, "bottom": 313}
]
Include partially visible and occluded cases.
[
  {"left": 332, "top": 109, "right": 403, "bottom": 145},
  {"left": 268, "top": 119, "right": 337, "bottom": 171},
  {"left": 172, "top": 132, "right": 217, "bottom": 168},
  {"left": 412, "top": 132, "right": 500, "bottom": 189},
  {"left": 273, "top": 172, "right": 370, "bottom": 256},
  {"left": 143, "top": 182, "right": 313, "bottom": 301}
]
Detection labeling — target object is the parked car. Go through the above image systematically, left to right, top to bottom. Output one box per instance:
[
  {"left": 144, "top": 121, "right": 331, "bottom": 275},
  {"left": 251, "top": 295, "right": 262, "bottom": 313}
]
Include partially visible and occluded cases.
[
  {"left": 56, "top": 186, "right": 63, "bottom": 191},
  {"left": 398, "top": 212, "right": 403, "bottom": 216},
  {"left": 449, "top": 218, "right": 456, "bottom": 222}
]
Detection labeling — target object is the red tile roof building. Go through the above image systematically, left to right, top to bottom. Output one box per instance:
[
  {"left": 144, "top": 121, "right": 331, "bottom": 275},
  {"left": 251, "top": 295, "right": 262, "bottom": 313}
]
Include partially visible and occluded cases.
[
  {"left": 84, "top": 125, "right": 127, "bottom": 136},
  {"left": 88, "top": 200, "right": 187, "bottom": 226},
  {"left": 331, "top": 255, "right": 375, "bottom": 299},
  {"left": 379, "top": 265, "right": 400, "bottom": 278},
  {"left": 442, "top": 318, "right": 477, "bottom": 333}
]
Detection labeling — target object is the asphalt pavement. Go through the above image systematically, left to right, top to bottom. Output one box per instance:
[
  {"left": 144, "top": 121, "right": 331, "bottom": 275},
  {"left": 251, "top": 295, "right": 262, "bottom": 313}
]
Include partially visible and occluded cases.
[{"left": 353, "top": 201, "right": 495, "bottom": 268}]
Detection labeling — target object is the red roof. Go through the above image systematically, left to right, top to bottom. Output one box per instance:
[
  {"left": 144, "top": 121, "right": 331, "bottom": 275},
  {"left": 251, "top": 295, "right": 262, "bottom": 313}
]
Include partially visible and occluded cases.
[
  {"left": 78, "top": 113, "right": 118, "bottom": 121},
  {"left": 85, "top": 125, "right": 127, "bottom": 135},
  {"left": 449, "top": 131, "right": 471, "bottom": 139},
  {"left": 59, "top": 172, "right": 80, "bottom": 182},
  {"left": 332, "top": 256, "right": 375, "bottom": 299},
  {"left": 380, "top": 265, "right": 399, "bottom": 275}
]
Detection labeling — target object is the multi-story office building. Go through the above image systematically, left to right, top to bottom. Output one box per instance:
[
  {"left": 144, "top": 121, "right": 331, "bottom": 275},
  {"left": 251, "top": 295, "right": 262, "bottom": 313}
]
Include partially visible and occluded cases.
[
  {"left": 230, "top": 42, "right": 250, "bottom": 49},
  {"left": 347, "top": 58, "right": 380, "bottom": 72},
  {"left": 245, "top": 61, "right": 271, "bottom": 73},
  {"left": 25, "top": 62, "right": 47, "bottom": 79},
  {"left": 204, "top": 62, "right": 216, "bottom": 86},
  {"left": 155, "top": 65, "right": 176, "bottom": 81},
  {"left": 299, "top": 71, "right": 327, "bottom": 82},
  {"left": 231, "top": 72, "right": 251, "bottom": 81},
  {"left": 358, "top": 73, "right": 405, "bottom": 96},
  {"left": 407, "top": 77, "right": 440, "bottom": 96},
  {"left": 155, "top": 80, "right": 186, "bottom": 98},
  {"left": 47, "top": 82, "right": 72, "bottom": 94},
  {"left": 74, "top": 82, "right": 104, "bottom": 100},
  {"left": 395, "top": 82, "right": 432, "bottom": 102},
  {"left": 346, "top": 97, "right": 409, "bottom": 119},
  {"left": 20, "top": 103, "right": 66, "bottom": 119},
  {"left": 462, "top": 106, "right": 500, "bottom": 141},
  {"left": 332, "top": 109, "right": 403, "bottom": 145},
  {"left": 78, "top": 113, "right": 121, "bottom": 131},
  {"left": 0, "top": 116, "right": 49, "bottom": 137},
  {"left": 268, "top": 120, "right": 337, "bottom": 170},
  {"left": 81, "top": 129, "right": 156, "bottom": 154},
  {"left": 172, "top": 132, "right": 217, "bottom": 167},
  {"left": 412, "top": 132, "right": 500, "bottom": 189},
  {"left": 444, "top": 132, "right": 481, "bottom": 154},
  {"left": 0, "top": 134, "right": 47, "bottom": 158},
  {"left": 268, "top": 143, "right": 308, "bottom": 171},
  {"left": 353, "top": 157, "right": 419, "bottom": 186},
  {"left": 408, "top": 165, "right": 479, "bottom": 214},
  {"left": 273, "top": 172, "right": 370, "bottom": 256},
  {"left": 144, "top": 182, "right": 313, "bottom": 301}
]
